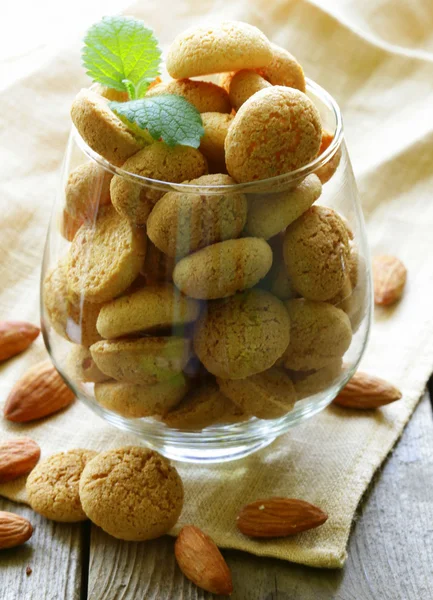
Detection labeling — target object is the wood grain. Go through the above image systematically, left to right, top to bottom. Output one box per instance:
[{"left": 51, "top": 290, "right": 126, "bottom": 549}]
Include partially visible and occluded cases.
[
  {"left": 86, "top": 393, "right": 433, "bottom": 600},
  {"left": 0, "top": 499, "right": 84, "bottom": 600}
]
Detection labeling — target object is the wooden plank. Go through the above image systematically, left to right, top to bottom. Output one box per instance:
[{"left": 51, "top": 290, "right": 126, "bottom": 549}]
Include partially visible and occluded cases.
[
  {"left": 86, "top": 393, "right": 433, "bottom": 600},
  {"left": 0, "top": 499, "right": 84, "bottom": 600}
]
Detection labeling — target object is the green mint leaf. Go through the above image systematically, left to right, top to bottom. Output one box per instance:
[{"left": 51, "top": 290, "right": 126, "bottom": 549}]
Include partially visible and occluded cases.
[
  {"left": 82, "top": 16, "right": 161, "bottom": 95},
  {"left": 110, "top": 95, "right": 205, "bottom": 148}
]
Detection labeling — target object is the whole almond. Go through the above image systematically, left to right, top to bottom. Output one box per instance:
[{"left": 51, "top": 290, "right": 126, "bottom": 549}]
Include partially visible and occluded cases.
[
  {"left": 372, "top": 255, "right": 407, "bottom": 306},
  {"left": 0, "top": 321, "right": 40, "bottom": 361},
  {"left": 4, "top": 361, "right": 75, "bottom": 422},
  {"left": 333, "top": 371, "right": 402, "bottom": 409},
  {"left": 0, "top": 438, "right": 41, "bottom": 483},
  {"left": 236, "top": 497, "right": 328, "bottom": 538},
  {"left": 0, "top": 511, "right": 33, "bottom": 549},
  {"left": 175, "top": 525, "right": 233, "bottom": 595}
]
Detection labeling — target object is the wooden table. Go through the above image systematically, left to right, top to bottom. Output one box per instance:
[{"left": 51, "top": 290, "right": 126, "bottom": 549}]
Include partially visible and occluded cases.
[{"left": 1, "top": 392, "right": 433, "bottom": 600}]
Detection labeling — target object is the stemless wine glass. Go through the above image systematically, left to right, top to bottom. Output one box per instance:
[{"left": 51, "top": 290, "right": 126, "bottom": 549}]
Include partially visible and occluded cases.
[{"left": 41, "top": 79, "right": 372, "bottom": 463}]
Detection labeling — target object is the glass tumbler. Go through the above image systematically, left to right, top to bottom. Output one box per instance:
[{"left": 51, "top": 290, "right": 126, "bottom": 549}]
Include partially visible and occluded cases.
[{"left": 41, "top": 79, "right": 372, "bottom": 463}]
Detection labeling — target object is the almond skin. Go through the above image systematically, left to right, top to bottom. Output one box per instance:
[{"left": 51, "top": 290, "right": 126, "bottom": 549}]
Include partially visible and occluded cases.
[
  {"left": 372, "top": 255, "right": 407, "bottom": 306},
  {"left": 0, "top": 321, "right": 40, "bottom": 361},
  {"left": 4, "top": 361, "right": 75, "bottom": 422},
  {"left": 333, "top": 371, "right": 402, "bottom": 409},
  {"left": 0, "top": 438, "right": 41, "bottom": 483},
  {"left": 236, "top": 497, "right": 328, "bottom": 538},
  {"left": 0, "top": 511, "right": 33, "bottom": 549},
  {"left": 175, "top": 525, "right": 233, "bottom": 595}
]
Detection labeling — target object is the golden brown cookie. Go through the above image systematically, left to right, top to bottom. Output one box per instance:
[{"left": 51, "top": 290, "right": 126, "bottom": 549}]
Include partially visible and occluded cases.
[
  {"left": 166, "top": 21, "right": 272, "bottom": 78},
  {"left": 257, "top": 43, "right": 305, "bottom": 91},
  {"left": 228, "top": 70, "right": 271, "bottom": 111},
  {"left": 146, "top": 79, "right": 231, "bottom": 113},
  {"left": 94, "top": 83, "right": 129, "bottom": 102},
  {"left": 225, "top": 86, "right": 322, "bottom": 183},
  {"left": 70, "top": 89, "right": 143, "bottom": 166},
  {"left": 199, "top": 112, "right": 233, "bottom": 173},
  {"left": 314, "top": 130, "right": 342, "bottom": 184},
  {"left": 110, "top": 143, "right": 208, "bottom": 226},
  {"left": 65, "top": 162, "right": 112, "bottom": 221},
  {"left": 147, "top": 174, "right": 247, "bottom": 257},
  {"left": 245, "top": 174, "right": 322, "bottom": 239},
  {"left": 283, "top": 205, "right": 350, "bottom": 301},
  {"left": 67, "top": 206, "right": 146, "bottom": 304},
  {"left": 60, "top": 210, "right": 82, "bottom": 242},
  {"left": 173, "top": 238, "right": 272, "bottom": 299},
  {"left": 141, "top": 239, "right": 176, "bottom": 284},
  {"left": 43, "top": 259, "right": 103, "bottom": 347},
  {"left": 96, "top": 284, "right": 200, "bottom": 339},
  {"left": 194, "top": 289, "right": 290, "bottom": 379},
  {"left": 281, "top": 299, "right": 352, "bottom": 371},
  {"left": 90, "top": 337, "right": 191, "bottom": 385},
  {"left": 65, "top": 345, "right": 109, "bottom": 383},
  {"left": 290, "top": 360, "right": 343, "bottom": 400},
  {"left": 217, "top": 367, "right": 296, "bottom": 419},
  {"left": 94, "top": 374, "right": 189, "bottom": 418},
  {"left": 162, "top": 381, "right": 241, "bottom": 430},
  {"left": 79, "top": 447, "right": 183, "bottom": 541},
  {"left": 26, "top": 449, "right": 97, "bottom": 522}
]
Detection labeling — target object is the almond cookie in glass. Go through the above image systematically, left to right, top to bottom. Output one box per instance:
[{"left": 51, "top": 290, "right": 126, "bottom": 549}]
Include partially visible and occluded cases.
[{"left": 41, "top": 17, "right": 372, "bottom": 462}]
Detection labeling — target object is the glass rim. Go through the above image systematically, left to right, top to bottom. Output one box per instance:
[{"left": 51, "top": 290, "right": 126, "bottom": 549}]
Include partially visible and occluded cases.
[{"left": 72, "top": 77, "right": 343, "bottom": 195}]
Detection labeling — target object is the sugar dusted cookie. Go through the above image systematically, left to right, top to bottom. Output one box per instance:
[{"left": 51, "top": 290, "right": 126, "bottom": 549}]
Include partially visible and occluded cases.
[
  {"left": 166, "top": 21, "right": 273, "bottom": 79},
  {"left": 257, "top": 43, "right": 305, "bottom": 91},
  {"left": 228, "top": 70, "right": 271, "bottom": 111},
  {"left": 146, "top": 79, "right": 231, "bottom": 113},
  {"left": 225, "top": 86, "right": 322, "bottom": 182},
  {"left": 71, "top": 89, "right": 143, "bottom": 166},
  {"left": 199, "top": 112, "right": 233, "bottom": 172},
  {"left": 110, "top": 143, "right": 208, "bottom": 226},
  {"left": 65, "top": 162, "right": 112, "bottom": 221},
  {"left": 147, "top": 174, "right": 247, "bottom": 257},
  {"left": 245, "top": 174, "right": 322, "bottom": 239},
  {"left": 67, "top": 206, "right": 146, "bottom": 304},
  {"left": 283, "top": 206, "right": 350, "bottom": 301},
  {"left": 173, "top": 238, "right": 272, "bottom": 299},
  {"left": 96, "top": 284, "right": 200, "bottom": 339},
  {"left": 194, "top": 289, "right": 290, "bottom": 379},
  {"left": 281, "top": 299, "right": 352, "bottom": 371},
  {"left": 90, "top": 337, "right": 191, "bottom": 385},
  {"left": 66, "top": 344, "right": 109, "bottom": 383},
  {"left": 217, "top": 367, "right": 296, "bottom": 419},
  {"left": 94, "top": 375, "right": 189, "bottom": 418},
  {"left": 162, "top": 381, "right": 241, "bottom": 430},
  {"left": 79, "top": 447, "right": 183, "bottom": 541},
  {"left": 26, "top": 449, "right": 97, "bottom": 522}
]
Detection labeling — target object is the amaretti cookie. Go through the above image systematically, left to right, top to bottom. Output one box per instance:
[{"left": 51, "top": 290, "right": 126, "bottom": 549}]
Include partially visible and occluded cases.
[
  {"left": 166, "top": 21, "right": 273, "bottom": 78},
  {"left": 257, "top": 43, "right": 305, "bottom": 91},
  {"left": 228, "top": 70, "right": 271, "bottom": 111},
  {"left": 146, "top": 79, "right": 231, "bottom": 113},
  {"left": 94, "top": 83, "right": 129, "bottom": 102},
  {"left": 225, "top": 86, "right": 322, "bottom": 182},
  {"left": 71, "top": 89, "right": 143, "bottom": 166},
  {"left": 199, "top": 112, "right": 233, "bottom": 173},
  {"left": 315, "top": 130, "right": 342, "bottom": 184},
  {"left": 110, "top": 143, "right": 208, "bottom": 226},
  {"left": 65, "top": 162, "right": 112, "bottom": 221},
  {"left": 147, "top": 174, "right": 247, "bottom": 257},
  {"left": 245, "top": 174, "right": 322, "bottom": 239},
  {"left": 283, "top": 205, "right": 350, "bottom": 301},
  {"left": 67, "top": 206, "right": 146, "bottom": 304},
  {"left": 60, "top": 210, "right": 82, "bottom": 242},
  {"left": 173, "top": 237, "right": 272, "bottom": 299},
  {"left": 141, "top": 240, "right": 176, "bottom": 284},
  {"left": 96, "top": 284, "right": 200, "bottom": 338},
  {"left": 194, "top": 289, "right": 290, "bottom": 379},
  {"left": 281, "top": 299, "right": 352, "bottom": 371},
  {"left": 90, "top": 337, "right": 191, "bottom": 385},
  {"left": 66, "top": 344, "right": 109, "bottom": 383},
  {"left": 291, "top": 360, "right": 343, "bottom": 400},
  {"left": 217, "top": 367, "right": 296, "bottom": 419},
  {"left": 94, "top": 374, "right": 189, "bottom": 418},
  {"left": 162, "top": 381, "right": 242, "bottom": 430},
  {"left": 79, "top": 447, "right": 183, "bottom": 541},
  {"left": 26, "top": 449, "right": 97, "bottom": 522}
]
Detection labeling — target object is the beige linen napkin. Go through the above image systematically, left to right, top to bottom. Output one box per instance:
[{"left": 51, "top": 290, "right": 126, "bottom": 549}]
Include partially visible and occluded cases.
[{"left": 1, "top": 0, "right": 433, "bottom": 569}]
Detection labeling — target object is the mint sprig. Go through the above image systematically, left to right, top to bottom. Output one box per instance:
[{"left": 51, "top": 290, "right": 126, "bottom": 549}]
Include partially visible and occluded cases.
[
  {"left": 82, "top": 16, "right": 161, "bottom": 98},
  {"left": 110, "top": 95, "right": 205, "bottom": 148}
]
